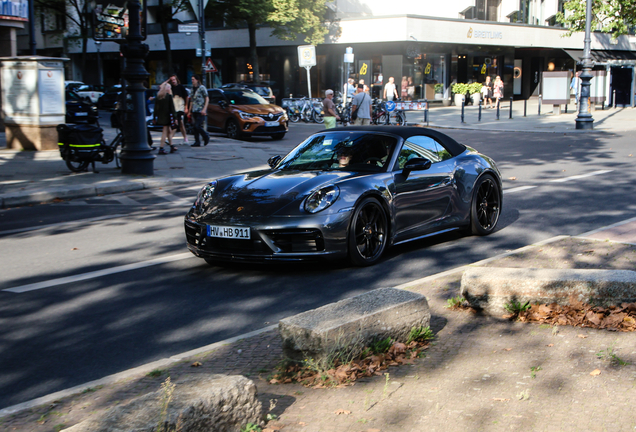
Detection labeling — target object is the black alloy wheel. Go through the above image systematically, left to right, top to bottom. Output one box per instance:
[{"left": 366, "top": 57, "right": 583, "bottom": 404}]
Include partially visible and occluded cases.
[
  {"left": 226, "top": 119, "right": 241, "bottom": 139},
  {"left": 470, "top": 175, "right": 501, "bottom": 235},
  {"left": 348, "top": 198, "right": 388, "bottom": 266}
]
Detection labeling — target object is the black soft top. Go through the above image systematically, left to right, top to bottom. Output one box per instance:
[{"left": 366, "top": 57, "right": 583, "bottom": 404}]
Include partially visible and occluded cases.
[{"left": 327, "top": 126, "right": 467, "bottom": 157}]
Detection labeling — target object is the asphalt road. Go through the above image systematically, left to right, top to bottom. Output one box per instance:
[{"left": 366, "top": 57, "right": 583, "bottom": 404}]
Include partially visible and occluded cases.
[{"left": 1, "top": 126, "right": 635, "bottom": 410}]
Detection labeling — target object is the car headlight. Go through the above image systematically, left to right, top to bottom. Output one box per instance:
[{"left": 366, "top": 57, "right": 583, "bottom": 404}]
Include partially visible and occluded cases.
[
  {"left": 238, "top": 110, "right": 257, "bottom": 120},
  {"left": 194, "top": 180, "right": 217, "bottom": 211},
  {"left": 304, "top": 185, "right": 339, "bottom": 214}
]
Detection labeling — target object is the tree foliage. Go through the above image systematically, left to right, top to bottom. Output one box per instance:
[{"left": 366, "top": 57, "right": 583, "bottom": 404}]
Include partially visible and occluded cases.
[
  {"left": 208, "top": 0, "right": 330, "bottom": 83},
  {"left": 557, "top": 0, "right": 636, "bottom": 38}
]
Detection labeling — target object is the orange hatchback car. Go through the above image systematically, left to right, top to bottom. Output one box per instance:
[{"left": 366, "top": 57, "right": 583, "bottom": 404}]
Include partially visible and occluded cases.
[{"left": 207, "top": 86, "right": 288, "bottom": 140}]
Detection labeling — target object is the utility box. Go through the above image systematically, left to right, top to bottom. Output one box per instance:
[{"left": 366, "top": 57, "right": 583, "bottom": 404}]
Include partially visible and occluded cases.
[
  {"left": 0, "top": 56, "right": 68, "bottom": 150},
  {"left": 590, "top": 70, "right": 607, "bottom": 105}
]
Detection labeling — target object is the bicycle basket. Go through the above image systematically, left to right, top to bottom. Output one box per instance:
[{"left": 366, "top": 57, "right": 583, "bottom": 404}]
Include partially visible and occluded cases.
[{"left": 57, "top": 124, "right": 104, "bottom": 161}]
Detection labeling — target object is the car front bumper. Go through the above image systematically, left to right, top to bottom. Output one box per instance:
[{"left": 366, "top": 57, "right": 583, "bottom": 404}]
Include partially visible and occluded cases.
[{"left": 184, "top": 210, "right": 351, "bottom": 262}]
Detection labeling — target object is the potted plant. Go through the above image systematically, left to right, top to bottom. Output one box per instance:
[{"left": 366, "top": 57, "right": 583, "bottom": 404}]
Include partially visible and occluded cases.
[
  {"left": 468, "top": 82, "right": 483, "bottom": 105},
  {"left": 434, "top": 83, "right": 444, "bottom": 100},
  {"left": 451, "top": 83, "right": 468, "bottom": 106}
]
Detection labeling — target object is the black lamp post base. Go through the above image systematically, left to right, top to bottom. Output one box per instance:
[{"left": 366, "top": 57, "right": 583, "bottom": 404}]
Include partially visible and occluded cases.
[
  {"left": 575, "top": 118, "right": 594, "bottom": 130},
  {"left": 120, "top": 155, "right": 155, "bottom": 175}
]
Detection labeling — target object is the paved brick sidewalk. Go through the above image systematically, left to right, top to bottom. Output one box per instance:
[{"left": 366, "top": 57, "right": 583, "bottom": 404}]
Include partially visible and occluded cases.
[{"left": 2, "top": 235, "right": 636, "bottom": 432}]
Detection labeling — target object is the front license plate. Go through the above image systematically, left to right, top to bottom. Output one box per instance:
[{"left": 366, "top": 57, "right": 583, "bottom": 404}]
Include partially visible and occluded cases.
[
  {"left": 75, "top": 112, "right": 88, "bottom": 117},
  {"left": 264, "top": 121, "right": 278, "bottom": 127},
  {"left": 207, "top": 225, "right": 251, "bottom": 239}
]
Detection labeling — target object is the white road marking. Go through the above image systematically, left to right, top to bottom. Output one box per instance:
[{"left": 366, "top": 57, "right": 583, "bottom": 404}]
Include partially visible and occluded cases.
[
  {"left": 548, "top": 169, "right": 613, "bottom": 183},
  {"left": 503, "top": 185, "right": 537, "bottom": 194},
  {"left": 150, "top": 189, "right": 192, "bottom": 205},
  {"left": 111, "top": 195, "right": 143, "bottom": 206},
  {"left": 2, "top": 253, "right": 193, "bottom": 293}
]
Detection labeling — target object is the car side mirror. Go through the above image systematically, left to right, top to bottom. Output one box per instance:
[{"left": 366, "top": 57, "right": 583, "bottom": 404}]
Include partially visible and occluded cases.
[
  {"left": 219, "top": 100, "right": 228, "bottom": 109},
  {"left": 268, "top": 155, "right": 282, "bottom": 168},
  {"left": 402, "top": 157, "right": 432, "bottom": 176}
]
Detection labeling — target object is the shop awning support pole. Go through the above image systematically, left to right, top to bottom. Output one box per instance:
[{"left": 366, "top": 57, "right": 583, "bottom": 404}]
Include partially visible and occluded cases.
[{"left": 575, "top": 0, "right": 594, "bottom": 130}]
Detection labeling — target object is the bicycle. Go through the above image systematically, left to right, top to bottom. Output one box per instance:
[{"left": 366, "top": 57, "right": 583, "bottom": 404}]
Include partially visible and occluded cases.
[
  {"left": 371, "top": 99, "right": 389, "bottom": 125},
  {"left": 57, "top": 112, "right": 123, "bottom": 173}
]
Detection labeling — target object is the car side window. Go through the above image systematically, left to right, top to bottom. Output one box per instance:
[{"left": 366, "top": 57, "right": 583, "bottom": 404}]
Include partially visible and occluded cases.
[
  {"left": 208, "top": 90, "right": 224, "bottom": 105},
  {"left": 396, "top": 136, "right": 442, "bottom": 170}
]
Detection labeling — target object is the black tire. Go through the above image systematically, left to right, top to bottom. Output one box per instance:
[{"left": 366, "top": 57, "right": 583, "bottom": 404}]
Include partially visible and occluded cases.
[
  {"left": 289, "top": 111, "right": 300, "bottom": 123},
  {"left": 378, "top": 113, "right": 389, "bottom": 125},
  {"left": 226, "top": 119, "right": 241, "bottom": 139},
  {"left": 271, "top": 133, "right": 285, "bottom": 140},
  {"left": 112, "top": 135, "right": 123, "bottom": 169},
  {"left": 66, "top": 158, "right": 90, "bottom": 173},
  {"left": 470, "top": 175, "right": 501, "bottom": 235},
  {"left": 348, "top": 198, "right": 388, "bottom": 266}
]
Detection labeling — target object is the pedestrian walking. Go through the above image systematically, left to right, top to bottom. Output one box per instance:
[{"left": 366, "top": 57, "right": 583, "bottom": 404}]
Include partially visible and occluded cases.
[
  {"left": 570, "top": 71, "right": 580, "bottom": 105},
  {"left": 189, "top": 74, "right": 210, "bottom": 147},
  {"left": 167, "top": 75, "right": 189, "bottom": 145},
  {"left": 493, "top": 75, "right": 504, "bottom": 108},
  {"left": 383, "top": 76, "right": 398, "bottom": 101},
  {"left": 400, "top": 76, "right": 408, "bottom": 100},
  {"left": 482, "top": 76, "right": 494, "bottom": 109},
  {"left": 344, "top": 78, "right": 356, "bottom": 102},
  {"left": 359, "top": 79, "right": 369, "bottom": 94},
  {"left": 154, "top": 82, "right": 178, "bottom": 155},
  {"left": 351, "top": 84, "right": 372, "bottom": 125},
  {"left": 322, "top": 89, "right": 340, "bottom": 129}
]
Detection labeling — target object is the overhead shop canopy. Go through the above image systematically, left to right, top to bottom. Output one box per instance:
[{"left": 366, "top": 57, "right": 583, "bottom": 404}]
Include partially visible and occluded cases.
[{"left": 563, "top": 49, "right": 636, "bottom": 65}]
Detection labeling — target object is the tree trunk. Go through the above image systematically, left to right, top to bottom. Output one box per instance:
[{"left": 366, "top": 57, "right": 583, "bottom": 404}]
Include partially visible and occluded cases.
[
  {"left": 158, "top": 0, "right": 173, "bottom": 76},
  {"left": 248, "top": 23, "right": 260, "bottom": 84},
  {"left": 81, "top": 28, "right": 87, "bottom": 82}
]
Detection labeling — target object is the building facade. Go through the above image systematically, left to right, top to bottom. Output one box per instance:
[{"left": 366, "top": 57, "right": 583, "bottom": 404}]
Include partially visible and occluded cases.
[{"left": 16, "top": 0, "right": 636, "bottom": 106}]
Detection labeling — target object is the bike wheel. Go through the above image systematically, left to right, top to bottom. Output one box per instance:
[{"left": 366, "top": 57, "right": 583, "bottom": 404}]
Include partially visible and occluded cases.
[
  {"left": 302, "top": 107, "right": 313, "bottom": 123},
  {"left": 288, "top": 110, "right": 300, "bottom": 123},
  {"left": 314, "top": 111, "right": 324, "bottom": 124},
  {"left": 396, "top": 111, "right": 406, "bottom": 126},
  {"left": 112, "top": 134, "right": 123, "bottom": 168},
  {"left": 66, "top": 157, "right": 89, "bottom": 173}
]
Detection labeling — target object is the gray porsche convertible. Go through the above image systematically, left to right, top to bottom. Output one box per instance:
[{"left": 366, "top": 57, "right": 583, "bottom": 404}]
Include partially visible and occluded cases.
[{"left": 185, "top": 126, "right": 502, "bottom": 266}]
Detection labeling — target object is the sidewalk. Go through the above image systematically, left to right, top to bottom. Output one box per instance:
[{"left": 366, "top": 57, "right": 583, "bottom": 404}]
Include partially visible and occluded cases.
[
  {"left": 2, "top": 102, "right": 635, "bottom": 209},
  {"left": 2, "top": 223, "right": 636, "bottom": 431}
]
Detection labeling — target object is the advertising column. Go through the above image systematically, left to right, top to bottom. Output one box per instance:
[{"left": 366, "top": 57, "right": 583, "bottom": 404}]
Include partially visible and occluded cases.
[{"left": 0, "top": 57, "right": 67, "bottom": 150}]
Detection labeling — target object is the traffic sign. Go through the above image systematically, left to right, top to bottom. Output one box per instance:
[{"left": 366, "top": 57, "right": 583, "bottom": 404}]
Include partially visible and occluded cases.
[
  {"left": 178, "top": 24, "right": 199, "bottom": 33},
  {"left": 297, "top": 45, "right": 316, "bottom": 67},
  {"left": 204, "top": 58, "right": 218, "bottom": 73}
]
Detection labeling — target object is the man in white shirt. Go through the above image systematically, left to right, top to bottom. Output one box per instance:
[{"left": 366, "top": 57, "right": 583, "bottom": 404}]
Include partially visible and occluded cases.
[{"left": 383, "top": 76, "right": 398, "bottom": 101}]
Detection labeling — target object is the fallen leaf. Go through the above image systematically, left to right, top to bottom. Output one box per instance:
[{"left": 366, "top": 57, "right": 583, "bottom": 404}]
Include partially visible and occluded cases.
[
  {"left": 508, "top": 177, "right": 517, "bottom": 180},
  {"left": 71, "top": 247, "right": 79, "bottom": 250},
  {"left": 577, "top": 334, "right": 588, "bottom": 339},
  {"left": 547, "top": 344, "right": 554, "bottom": 347},
  {"left": 504, "top": 348, "right": 512, "bottom": 351},
  {"left": 191, "top": 361, "right": 202, "bottom": 367},
  {"left": 590, "top": 369, "right": 601, "bottom": 376},
  {"left": 269, "top": 378, "right": 280, "bottom": 384},
  {"left": 493, "top": 398, "right": 510, "bottom": 402},
  {"left": 334, "top": 409, "right": 351, "bottom": 415},
  {"left": 298, "top": 422, "right": 307, "bottom": 426}
]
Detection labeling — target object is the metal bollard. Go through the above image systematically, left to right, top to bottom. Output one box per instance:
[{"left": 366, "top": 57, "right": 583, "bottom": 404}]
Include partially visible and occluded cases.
[
  {"left": 613, "top": 90, "right": 617, "bottom": 108},
  {"left": 538, "top": 95, "right": 542, "bottom": 115},
  {"left": 509, "top": 97, "right": 513, "bottom": 119},
  {"left": 424, "top": 98, "right": 429, "bottom": 126},
  {"left": 461, "top": 98, "right": 465, "bottom": 123},
  {"left": 478, "top": 99, "right": 482, "bottom": 121},
  {"left": 496, "top": 99, "right": 500, "bottom": 120},
  {"left": 524, "top": 99, "right": 527, "bottom": 117},
  {"left": 602, "top": 100, "right": 605, "bottom": 110},
  {"left": 565, "top": 103, "right": 568, "bottom": 114}
]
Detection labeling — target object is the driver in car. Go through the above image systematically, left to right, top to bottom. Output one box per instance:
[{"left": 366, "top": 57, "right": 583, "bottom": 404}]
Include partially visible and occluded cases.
[{"left": 334, "top": 147, "right": 354, "bottom": 168}]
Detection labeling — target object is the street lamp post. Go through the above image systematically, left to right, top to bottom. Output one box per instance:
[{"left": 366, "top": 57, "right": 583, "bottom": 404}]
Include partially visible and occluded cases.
[
  {"left": 119, "top": 0, "right": 154, "bottom": 175},
  {"left": 575, "top": 0, "right": 594, "bottom": 130},
  {"left": 95, "top": 41, "right": 103, "bottom": 86}
]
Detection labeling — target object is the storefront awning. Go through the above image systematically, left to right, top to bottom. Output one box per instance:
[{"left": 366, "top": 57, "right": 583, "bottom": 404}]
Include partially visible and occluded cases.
[{"left": 563, "top": 49, "right": 636, "bottom": 64}]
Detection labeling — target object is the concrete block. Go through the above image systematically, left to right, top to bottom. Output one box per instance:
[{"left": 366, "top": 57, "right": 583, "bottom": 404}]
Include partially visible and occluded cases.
[
  {"left": 461, "top": 267, "right": 636, "bottom": 315},
  {"left": 279, "top": 287, "right": 430, "bottom": 361},
  {"left": 63, "top": 375, "right": 262, "bottom": 432}
]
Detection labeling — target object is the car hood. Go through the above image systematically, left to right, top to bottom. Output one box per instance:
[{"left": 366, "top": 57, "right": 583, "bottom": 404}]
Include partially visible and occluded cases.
[
  {"left": 231, "top": 104, "right": 283, "bottom": 115},
  {"left": 198, "top": 169, "right": 354, "bottom": 220}
]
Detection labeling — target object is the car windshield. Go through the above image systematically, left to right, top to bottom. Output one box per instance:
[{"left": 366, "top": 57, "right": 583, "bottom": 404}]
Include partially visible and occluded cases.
[
  {"left": 249, "top": 86, "right": 271, "bottom": 96},
  {"left": 223, "top": 90, "right": 268, "bottom": 105},
  {"left": 65, "top": 91, "right": 82, "bottom": 102},
  {"left": 277, "top": 132, "right": 398, "bottom": 172}
]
